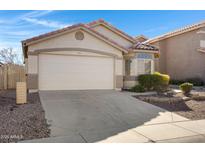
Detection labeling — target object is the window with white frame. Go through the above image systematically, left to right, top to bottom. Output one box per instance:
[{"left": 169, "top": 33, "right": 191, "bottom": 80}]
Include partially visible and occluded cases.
[{"left": 136, "top": 53, "right": 154, "bottom": 75}]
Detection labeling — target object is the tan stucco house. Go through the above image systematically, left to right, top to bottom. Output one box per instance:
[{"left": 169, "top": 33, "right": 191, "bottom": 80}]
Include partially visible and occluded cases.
[
  {"left": 22, "top": 19, "right": 158, "bottom": 92},
  {"left": 146, "top": 21, "right": 205, "bottom": 82}
]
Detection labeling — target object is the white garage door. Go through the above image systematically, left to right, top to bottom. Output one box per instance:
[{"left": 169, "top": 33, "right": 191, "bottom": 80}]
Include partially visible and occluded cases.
[{"left": 39, "top": 54, "right": 114, "bottom": 90}]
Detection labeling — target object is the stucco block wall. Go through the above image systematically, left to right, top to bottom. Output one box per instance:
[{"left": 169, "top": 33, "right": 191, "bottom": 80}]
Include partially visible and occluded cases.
[
  {"left": 152, "top": 28, "right": 205, "bottom": 82},
  {"left": 27, "top": 55, "right": 38, "bottom": 90},
  {"left": 28, "top": 55, "right": 38, "bottom": 74},
  {"left": 115, "top": 59, "right": 123, "bottom": 75},
  {"left": 115, "top": 59, "right": 123, "bottom": 89},
  {"left": 130, "top": 59, "right": 137, "bottom": 76},
  {"left": 27, "top": 74, "right": 38, "bottom": 89}
]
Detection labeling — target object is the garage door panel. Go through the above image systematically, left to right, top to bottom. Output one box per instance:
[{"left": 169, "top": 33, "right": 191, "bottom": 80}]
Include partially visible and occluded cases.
[{"left": 39, "top": 54, "right": 114, "bottom": 90}]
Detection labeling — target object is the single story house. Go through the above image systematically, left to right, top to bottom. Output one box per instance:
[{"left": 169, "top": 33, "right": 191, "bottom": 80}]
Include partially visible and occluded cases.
[
  {"left": 22, "top": 19, "right": 158, "bottom": 92},
  {"left": 146, "top": 21, "right": 205, "bottom": 82}
]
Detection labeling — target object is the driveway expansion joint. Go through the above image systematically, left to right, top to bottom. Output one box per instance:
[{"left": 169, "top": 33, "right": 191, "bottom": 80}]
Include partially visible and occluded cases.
[
  {"left": 171, "top": 122, "right": 205, "bottom": 137},
  {"left": 131, "top": 129, "right": 155, "bottom": 143},
  {"left": 78, "top": 133, "right": 88, "bottom": 143},
  {"left": 155, "top": 134, "right": 205, "bottom": 143}
]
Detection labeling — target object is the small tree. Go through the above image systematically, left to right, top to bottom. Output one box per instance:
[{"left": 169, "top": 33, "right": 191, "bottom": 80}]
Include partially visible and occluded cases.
[{"left": 0, "top": 48, "right": 22, "bottom": 64}]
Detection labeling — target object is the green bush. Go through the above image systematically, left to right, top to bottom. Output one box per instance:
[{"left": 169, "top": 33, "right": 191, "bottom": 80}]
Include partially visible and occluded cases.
[
  {"left": 138, "top": 72, "right": 170, "bottom": 92},
  {"left": 153, "top": 72, "right": 170, "bottom": 92},
  {"left": 154, "top": 72, "right": 170, "bottom": 85},
  {"left": 138, "top": 74, "right": 161, "bottom": 91},
  {"left": 170, "top": 78, "right": 204, "bottom": 86},
  {"left": 185, "top": 78, "right": 204, "bottom": 86},
  {"left": 170, "top": 79, "right": 185, "bottom": 85},
  {"left": 179, "top": 82, "right": 193, "bottom": 95},
  {"left": 131, "top": 84, "right": 145, "bottom": 93}
]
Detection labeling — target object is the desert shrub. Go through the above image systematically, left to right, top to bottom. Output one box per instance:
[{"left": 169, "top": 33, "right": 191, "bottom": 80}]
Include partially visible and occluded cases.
[
  {"left": 138, "top": 72, "right": 170, "bottom": 92},
  {"left": 153, "top": 72, "right": 170, "bottom": 92},
  {"left": 154, "top": 72, "right": 170, "bottom": 85},
  {"left": 138, "top": 74, "right": 161, "bottom": 91},
  {"left": 179, "top": 82, "right": 193, "bottom": 95},
  {"left": 131, "top": 84, "right": 145, "bottom": 93}
]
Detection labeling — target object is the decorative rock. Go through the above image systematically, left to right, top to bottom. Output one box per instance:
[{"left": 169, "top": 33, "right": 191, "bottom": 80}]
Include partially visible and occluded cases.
[
  {"left": 192, "top": 94, "right": 205, "bottom": 101},
  {"left": 138, "top": 96, "right": 183, "bottom": 104},
  {"left": 182, "top": 96, "right": 191, "bottom": 101}
]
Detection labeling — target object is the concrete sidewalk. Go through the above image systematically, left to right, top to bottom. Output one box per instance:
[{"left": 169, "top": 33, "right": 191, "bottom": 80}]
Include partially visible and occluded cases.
[
  {"left": 22, "top": 119, "right": 205, "bottom": 143},
  {"left": 98, "top": 119, "right": 205, "bottom": 143}
]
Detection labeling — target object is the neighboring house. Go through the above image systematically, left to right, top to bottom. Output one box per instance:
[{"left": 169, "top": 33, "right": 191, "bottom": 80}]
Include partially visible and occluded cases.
[
  {"left": 22, "top": 19, "right": 158, "bottom": 92},
  {"left": 146, "top": 21, "right": 205, "bottom": 82}
]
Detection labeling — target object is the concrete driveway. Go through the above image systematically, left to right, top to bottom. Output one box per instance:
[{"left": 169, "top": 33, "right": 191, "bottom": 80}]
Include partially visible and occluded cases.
[{"left": 36, "top": 90, "right": 188, "bottom": 143}]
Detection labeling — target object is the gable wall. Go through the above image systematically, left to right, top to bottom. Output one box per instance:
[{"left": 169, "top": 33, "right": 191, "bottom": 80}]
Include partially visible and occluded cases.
[
  {"left": 92, "top": 25, "right": 133, "bottom": 48},
  {"left": 28, "top": 29, "right": 123, "bottom": 58}
]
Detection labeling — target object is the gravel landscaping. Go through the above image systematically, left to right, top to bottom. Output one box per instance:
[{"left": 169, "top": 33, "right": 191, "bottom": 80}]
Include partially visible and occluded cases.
[
  {"left": 0, "top": 90, "right": 50, "bottom": 143},
  {"left": 135, "top": 91, "right": 205, "bottom": 120}
]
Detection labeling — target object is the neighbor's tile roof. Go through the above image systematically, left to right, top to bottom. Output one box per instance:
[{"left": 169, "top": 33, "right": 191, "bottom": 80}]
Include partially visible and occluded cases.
[
  {"left": 146, "top": 20, "right": 205, "bottom": 44},
  {"left": 130, "top": 42, "right": 159, "bottom": 51}
]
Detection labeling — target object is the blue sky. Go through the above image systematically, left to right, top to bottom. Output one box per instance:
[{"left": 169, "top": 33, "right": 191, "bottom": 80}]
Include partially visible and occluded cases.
[{"left": 1, "top": 10, "right": 205, "bottom": 57}]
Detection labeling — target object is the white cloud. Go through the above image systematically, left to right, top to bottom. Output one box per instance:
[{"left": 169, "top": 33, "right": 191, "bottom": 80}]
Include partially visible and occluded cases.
[
  {"left": 0, "top": 10, "right": 73, "bottom": 59},
  {"left": 20, "top": 10, "right": 53, "bottom": 19},
  {"left": 20, "top": 10, "right": 72, "bottom": 29},
  {"left": 23, "top": 17, "right": 71, "bottom": 28},
  {"left": 0, "top": 41, "right": 21, "bottom": 49}
]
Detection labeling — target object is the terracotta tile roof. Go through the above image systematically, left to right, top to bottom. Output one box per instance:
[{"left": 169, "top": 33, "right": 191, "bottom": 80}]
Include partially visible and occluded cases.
[
  {"left": 22, "top": 19, "right": 159, "bottom": 56},
  {"left": 88, "top": 19, "right": 136, "bottom": 43},
  {"left": 146, "top": 20, "right": 205, "bottom": 44},
  {"left": 22, "top": 23, "right": 84, "bottom": 44},
  {"left": 135, "top": 35, "right": 148, "bottom": 42},
  {"left": 130, "top": 42, "right": 159, "bottom": 51}
]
